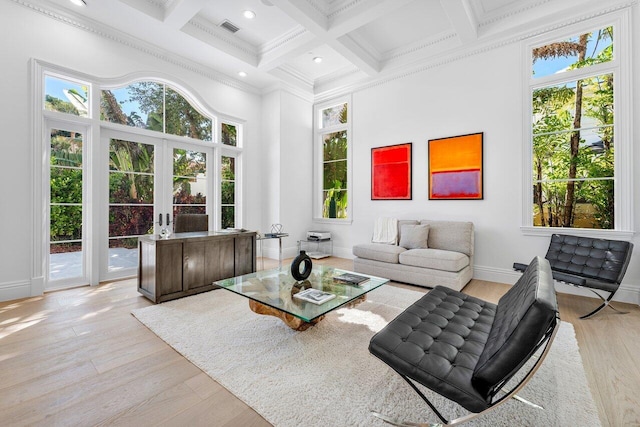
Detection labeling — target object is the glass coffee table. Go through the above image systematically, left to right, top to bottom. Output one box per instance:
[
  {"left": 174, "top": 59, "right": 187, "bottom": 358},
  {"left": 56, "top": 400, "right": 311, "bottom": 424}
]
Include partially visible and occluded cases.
[{"left": 214, "top": 265, "right": 389, "bottom": 331}]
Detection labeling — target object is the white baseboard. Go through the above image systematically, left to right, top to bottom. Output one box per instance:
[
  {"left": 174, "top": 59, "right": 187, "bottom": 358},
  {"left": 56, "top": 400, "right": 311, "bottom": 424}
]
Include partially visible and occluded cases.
[
  {"left": 331, "top": 246, "right": 354, "bottom": 260},
  {"left": 474, "top": 264, "right": 640, "bottom": 306},
  {"left": 0, "top": 280, "right": 34, "bottom": 302}
]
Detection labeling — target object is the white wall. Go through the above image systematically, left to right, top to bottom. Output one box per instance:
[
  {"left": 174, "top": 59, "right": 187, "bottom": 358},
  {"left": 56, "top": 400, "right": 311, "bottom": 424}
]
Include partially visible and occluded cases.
[
  {"left": 0, "top": 1, "right": 263, "bottom": 301},
  {"left": 333, "top": 7, "right": 640, "bottom": 304},
  {"left": 351, "top": 44, "right": 523, "bottom": 271},
  {"left": 260, "top": 89, "right": 313, "bottom": 259}
]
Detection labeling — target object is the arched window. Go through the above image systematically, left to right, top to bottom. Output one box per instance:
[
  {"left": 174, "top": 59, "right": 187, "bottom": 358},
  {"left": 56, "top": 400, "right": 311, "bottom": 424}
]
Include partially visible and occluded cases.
[
  {"left": 36, "top": 64, "right": 244, "bottom": 292},
  {"left": 100, "top": 81, "right": 213, "bottom": 141}
]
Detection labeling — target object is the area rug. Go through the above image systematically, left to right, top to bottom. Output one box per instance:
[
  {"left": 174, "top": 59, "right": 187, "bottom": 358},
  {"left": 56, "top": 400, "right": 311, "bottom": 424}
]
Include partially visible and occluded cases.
[{"left": 132, "top": 285, "right": 601, "bottom": 426}]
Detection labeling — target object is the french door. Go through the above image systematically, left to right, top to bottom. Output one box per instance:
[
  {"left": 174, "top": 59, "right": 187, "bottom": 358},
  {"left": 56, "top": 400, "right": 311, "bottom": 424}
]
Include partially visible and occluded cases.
[
  {"left": 45, "top": 120, "right": 90, "bottom": 290},
  {"left": 102, "top": 128, "right": 213, "bottom": 281}
]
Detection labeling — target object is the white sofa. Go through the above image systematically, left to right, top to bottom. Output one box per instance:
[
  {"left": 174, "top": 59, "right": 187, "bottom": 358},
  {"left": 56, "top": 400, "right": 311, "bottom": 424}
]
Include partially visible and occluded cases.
[{"left": 352, "top": 220, "right": 474, "bottom": 291}]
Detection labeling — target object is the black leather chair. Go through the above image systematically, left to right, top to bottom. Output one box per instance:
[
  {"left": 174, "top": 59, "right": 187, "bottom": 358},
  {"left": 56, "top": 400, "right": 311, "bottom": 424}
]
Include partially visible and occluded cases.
[
  {"left": 174, "top": 214, "right": 209, "bottom": 233},
  {"left": 514, "top": 233, "right": 633, "bottom": 319},
  {"left": 369, "top": 256, "right": 558, "bottom": 426}
]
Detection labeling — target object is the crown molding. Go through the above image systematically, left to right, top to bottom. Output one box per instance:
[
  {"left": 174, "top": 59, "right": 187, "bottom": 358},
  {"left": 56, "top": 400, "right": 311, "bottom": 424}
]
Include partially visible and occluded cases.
[
  {"left": 11, "top": 0, "right": 262, "bottom": 95},
  {"left": 146, "top": 0, "right": 168, "bottom": 8},
  {"left": 327, "top": 0, "right": 364, "bottom": 19},
  {"left": 476, "top": 0, "right": 552, "bottom": 28},
  {"left": 260, "top": 25, "right": 309, "bottom": 55},
  {"left": 383, "top": 31, "right": 457, "bottom": 63},
  {"left": 276, "top": 63, "right": 316, "bottom": 88},
  {"left": 262, "top": 81, "right": 315, "bottom": 103}
]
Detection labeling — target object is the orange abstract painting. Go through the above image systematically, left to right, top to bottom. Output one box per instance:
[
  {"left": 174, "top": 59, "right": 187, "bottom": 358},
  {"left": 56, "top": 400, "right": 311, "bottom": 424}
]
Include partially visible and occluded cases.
[{"left": 428, "top": 133, "right": 483, "bottom": 200}]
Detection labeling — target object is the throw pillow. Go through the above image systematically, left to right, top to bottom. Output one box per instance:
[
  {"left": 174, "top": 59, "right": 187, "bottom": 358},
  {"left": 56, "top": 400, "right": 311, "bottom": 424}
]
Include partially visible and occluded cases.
[{"left": 399, "top": 224, "right": 429, "bottom": 249}]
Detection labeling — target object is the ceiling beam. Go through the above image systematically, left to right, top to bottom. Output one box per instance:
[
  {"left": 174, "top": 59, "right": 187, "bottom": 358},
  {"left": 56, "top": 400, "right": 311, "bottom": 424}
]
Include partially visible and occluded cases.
[
  {"left": 163, "top": 0, "right": 210, "bottom": 30},
  {"left": 269, "top": 0, "right": 380, "bottom": 76},
  {"left": 328, "top": 0, "right": 415, "bottom": 37},
  {"left": 440, "top": 0, "right": 478, "bottom": 44},
  {"left": 259, "top": 33, "right": 323, "bottom": 72}
]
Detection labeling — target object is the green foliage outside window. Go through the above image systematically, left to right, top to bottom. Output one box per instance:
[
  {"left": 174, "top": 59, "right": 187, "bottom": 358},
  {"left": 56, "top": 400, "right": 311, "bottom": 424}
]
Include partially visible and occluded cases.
[
  {"left": 532, "top": 27, "right": 614, "bottom": 229},
  {"left": 100, "top": 82, "right": 212, "bottom": 141},
  {"left": 222, "top": 123, "right": 237, "bottom": 146},
  {"left": 322, "top": 124, "right": 348, "bottom": 219},
  {"left": 50, "top": 130, "right": 83, "bottom": 248},
  {"left": 173, "top": 148, "right": 207, "bottom": 220},
  {"left": 221, "top": 156, "right": 235, "bottom": 229}
]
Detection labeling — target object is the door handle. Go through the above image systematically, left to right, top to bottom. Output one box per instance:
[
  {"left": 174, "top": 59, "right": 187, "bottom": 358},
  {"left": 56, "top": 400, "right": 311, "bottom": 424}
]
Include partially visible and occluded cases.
[{"left": 159, "top": 213, "right": 163, "bottom": 226}]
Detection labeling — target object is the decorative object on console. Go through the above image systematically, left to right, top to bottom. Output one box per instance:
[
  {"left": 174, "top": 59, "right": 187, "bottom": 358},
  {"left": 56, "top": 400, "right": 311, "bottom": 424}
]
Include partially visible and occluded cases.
[
  {"left": 428, "top": 132, "right": 483, "bottom": 200},
  {"left": 371, "top": 143, "right": 412, "bottom": 200},
  {"left": 291, "top": 250, "right": 313, "bottom": 281}
]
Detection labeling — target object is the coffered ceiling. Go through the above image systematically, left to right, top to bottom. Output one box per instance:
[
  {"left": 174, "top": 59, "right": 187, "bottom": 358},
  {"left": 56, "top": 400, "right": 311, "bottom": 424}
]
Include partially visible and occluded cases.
[{"left": 31, "top": 0, "right": 628, "bottom": 98}]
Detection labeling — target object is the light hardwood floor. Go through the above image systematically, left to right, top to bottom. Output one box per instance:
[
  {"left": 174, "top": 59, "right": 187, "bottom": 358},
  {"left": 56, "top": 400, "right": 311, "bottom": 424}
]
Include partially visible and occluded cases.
[{"left": 1, "top": 257, "right": 639, "bottom": 426}]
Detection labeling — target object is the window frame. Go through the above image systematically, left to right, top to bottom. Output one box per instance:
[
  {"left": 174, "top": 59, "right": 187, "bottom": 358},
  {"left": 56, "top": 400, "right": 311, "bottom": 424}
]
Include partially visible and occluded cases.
[
  {"left": 521, "top": 10, "right": 633, "bottom": 239},
  {"left": 32, "top": 60, "right": 247, "bottom": 290},
  {"left": 313, "top": 96, "right": 353, "bottom": 223},
  {"left": 220, "top": 152, "right": 239, "bottom": 229}
]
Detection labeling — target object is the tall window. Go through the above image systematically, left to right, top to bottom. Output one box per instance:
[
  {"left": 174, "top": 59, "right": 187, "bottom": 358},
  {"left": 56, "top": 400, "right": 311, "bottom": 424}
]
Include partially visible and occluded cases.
[
  {"left": 526, "top": 15, "right": 631, "bottom": 232},
  {"left": 314, "top": 99, "right": 350, "bottom": 220},
  {"left": 49, "top": 128, "right": 84, "bottom": 281},
  {"left": 221, "top": 156, "right": 236, "bottom": 229}
]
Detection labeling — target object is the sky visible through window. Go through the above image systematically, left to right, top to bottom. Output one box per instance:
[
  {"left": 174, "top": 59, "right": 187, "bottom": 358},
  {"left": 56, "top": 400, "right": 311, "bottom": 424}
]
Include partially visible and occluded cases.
[
  {"left": 532, "top": 29, "right": 612, "bottom": 78},
  {"left": 45, "top": 77, "right": 146, "bottom": 122}
]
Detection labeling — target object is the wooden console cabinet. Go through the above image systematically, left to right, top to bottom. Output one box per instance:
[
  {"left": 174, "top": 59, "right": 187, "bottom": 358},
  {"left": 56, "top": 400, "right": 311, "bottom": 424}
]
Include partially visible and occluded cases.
[{"left": 138, "top": 231, "right": 256, "bottom": 303}]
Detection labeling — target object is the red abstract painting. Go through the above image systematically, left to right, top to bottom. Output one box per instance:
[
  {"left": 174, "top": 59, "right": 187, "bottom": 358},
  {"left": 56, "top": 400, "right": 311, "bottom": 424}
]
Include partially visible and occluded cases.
[{"left": 371, "top": 143, "right": 412, "bottom": 200}]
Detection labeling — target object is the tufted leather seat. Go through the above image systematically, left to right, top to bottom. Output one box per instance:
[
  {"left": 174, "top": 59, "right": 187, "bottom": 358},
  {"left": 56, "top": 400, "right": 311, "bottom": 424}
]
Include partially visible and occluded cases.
[
  {"left": 514, "top": 233, "right": 633, "bottom": 318},
  {"left": 369, "top": 256, "right": 558, "bottom": 419}
]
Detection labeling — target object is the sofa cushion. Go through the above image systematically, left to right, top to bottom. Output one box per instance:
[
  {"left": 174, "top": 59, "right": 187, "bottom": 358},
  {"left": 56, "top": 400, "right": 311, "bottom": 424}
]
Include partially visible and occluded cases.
[
  {"left": 420, "top": 220, "right": 474, "bottom": 256},
  {"left": 399, "top": 224, "right": 430, "bottom": 249},
  {"left": 353, "top": 243, "right": 406, "bottom": 264},
  {"left": 399, "top": 248, "right": 469, "bottom": 272}
]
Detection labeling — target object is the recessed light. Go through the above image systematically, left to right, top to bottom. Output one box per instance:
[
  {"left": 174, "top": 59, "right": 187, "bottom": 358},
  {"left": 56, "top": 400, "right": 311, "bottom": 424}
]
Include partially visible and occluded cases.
[
  {"left": 70, "top": 0, "right": 86, "bottom": 5},
  {"left": 243, "top": 10, "right": 256, "bottom": 19},
  {"left": 313, "top": 57, "right": 323, "bottom": 63},
  {"left": 238, "top": 71, "right": 247, "bottom": 77}
]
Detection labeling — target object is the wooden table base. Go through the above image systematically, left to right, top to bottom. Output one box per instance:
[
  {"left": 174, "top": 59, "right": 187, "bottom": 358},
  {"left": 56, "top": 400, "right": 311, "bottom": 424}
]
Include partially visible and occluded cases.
[
  {"left": 248, "top": 295, "right": 368, "bottom": 331},
  {"left": 249, "top": 300, "right": 323, "bottom": 331}
]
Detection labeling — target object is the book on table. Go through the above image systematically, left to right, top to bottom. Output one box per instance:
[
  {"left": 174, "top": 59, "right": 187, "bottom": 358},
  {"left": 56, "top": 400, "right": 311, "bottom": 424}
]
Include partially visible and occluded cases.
[
  {"left": 333, "top": 273, "right": 370, "bottom": 286},
  {"left": 293, "top": 289, "right": 336, "bottom": 305}
]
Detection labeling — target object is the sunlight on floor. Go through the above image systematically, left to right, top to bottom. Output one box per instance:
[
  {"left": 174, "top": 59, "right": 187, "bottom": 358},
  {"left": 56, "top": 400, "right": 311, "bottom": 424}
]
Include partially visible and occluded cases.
[{"left": 336, "top": 307, "right": 389, "bottom": 333}]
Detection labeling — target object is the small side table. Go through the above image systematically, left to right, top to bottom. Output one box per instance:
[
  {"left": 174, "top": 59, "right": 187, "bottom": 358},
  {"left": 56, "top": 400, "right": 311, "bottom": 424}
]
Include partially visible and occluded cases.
[
  {"left": 257, "top": 233, "right": 289, "bottom": 270},
  {"left": 298, "top": 239, "right": 332, "bottom": 259}
]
